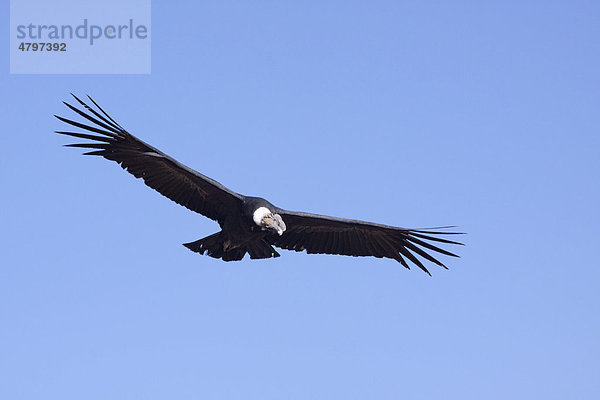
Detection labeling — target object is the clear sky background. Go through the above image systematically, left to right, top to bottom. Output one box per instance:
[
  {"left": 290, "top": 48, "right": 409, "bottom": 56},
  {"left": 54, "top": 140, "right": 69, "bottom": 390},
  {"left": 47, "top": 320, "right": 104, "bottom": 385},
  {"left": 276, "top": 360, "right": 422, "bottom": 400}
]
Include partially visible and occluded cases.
[{"left": 2, "top": 1, "right": 599, "bottom": 399}]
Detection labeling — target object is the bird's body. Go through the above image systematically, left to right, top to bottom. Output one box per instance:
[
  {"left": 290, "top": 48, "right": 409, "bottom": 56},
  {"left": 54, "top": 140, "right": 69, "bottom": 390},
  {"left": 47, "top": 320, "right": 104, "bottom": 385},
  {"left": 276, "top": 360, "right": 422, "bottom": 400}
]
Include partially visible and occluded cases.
[
  {"left": 56, "top": 95, "right": 463, "bottom": 274},
  {"left": 184, "top": 196, "right": 285, "bottom": 261}
]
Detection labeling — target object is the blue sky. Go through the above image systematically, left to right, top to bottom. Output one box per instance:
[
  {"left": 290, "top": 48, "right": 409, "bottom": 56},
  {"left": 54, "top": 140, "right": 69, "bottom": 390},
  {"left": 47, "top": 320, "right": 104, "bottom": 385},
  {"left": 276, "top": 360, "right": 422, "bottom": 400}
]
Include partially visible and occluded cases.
[{"left": 2, "top": 1, "right": 599, "bottom": 399}]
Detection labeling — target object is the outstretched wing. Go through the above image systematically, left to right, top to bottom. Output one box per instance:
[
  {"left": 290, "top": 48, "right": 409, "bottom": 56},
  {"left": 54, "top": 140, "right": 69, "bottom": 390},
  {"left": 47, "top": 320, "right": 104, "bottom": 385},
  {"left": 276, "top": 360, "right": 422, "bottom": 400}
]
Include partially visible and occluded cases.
[
  {"left": 56, "top": 94, "right": 243, "bottom": 224},
  {"left": 271, "top": 210, "right": 463, "bottom": 275}
]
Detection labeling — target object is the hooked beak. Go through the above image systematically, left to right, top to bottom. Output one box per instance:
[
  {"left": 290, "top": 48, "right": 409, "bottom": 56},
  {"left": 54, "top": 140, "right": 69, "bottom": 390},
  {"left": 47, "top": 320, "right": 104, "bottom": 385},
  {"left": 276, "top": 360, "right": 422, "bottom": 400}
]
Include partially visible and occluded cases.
[{"left": 263, "top": 213, "right": 286, "bottom": 235}]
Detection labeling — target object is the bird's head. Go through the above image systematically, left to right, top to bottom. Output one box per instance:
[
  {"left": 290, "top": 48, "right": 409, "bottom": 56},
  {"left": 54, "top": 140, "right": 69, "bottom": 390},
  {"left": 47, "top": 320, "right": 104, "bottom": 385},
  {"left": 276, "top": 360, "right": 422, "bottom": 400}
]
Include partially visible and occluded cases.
[{"left": 253, "top": 207, "right": 286, "bottom": 236}]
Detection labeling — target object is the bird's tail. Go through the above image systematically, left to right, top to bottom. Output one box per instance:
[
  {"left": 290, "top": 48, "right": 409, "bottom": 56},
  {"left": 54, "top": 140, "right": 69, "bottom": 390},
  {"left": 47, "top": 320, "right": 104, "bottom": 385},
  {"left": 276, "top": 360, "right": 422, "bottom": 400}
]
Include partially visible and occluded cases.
[{"left": 183, "top": 232, "right": 280, "bottom": 261}]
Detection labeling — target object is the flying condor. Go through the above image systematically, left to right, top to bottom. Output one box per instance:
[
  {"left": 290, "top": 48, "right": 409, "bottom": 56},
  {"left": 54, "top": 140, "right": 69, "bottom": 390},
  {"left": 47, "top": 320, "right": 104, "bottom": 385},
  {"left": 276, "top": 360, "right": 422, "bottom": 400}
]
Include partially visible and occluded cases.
[{"left": 56, "top": 95, "right": 463, "bottom": 275}]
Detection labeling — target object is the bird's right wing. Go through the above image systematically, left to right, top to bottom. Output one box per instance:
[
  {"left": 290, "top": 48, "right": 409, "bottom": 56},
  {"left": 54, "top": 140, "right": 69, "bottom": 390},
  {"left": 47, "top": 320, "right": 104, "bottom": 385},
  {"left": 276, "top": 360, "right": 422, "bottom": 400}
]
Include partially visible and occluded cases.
[
  {"left": 56, "top": 94, "right": 243, "bottom": 224},
  {"left": 272, "top": 210, "right": 463, "bottom": 275}
]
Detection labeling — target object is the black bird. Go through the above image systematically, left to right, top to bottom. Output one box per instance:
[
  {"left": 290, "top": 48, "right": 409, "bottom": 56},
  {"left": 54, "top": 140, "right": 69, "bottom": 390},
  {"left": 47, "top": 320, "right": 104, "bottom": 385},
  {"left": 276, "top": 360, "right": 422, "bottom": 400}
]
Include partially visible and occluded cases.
[{"left": 56, "top": 95, "right": 463, "bottom": 274}]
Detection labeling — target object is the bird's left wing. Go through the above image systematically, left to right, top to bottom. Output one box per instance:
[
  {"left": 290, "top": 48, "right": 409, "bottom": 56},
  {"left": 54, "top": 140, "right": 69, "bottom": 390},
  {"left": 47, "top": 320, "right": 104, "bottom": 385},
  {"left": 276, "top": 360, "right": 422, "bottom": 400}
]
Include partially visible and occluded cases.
[
  {"left": 56, "top": 94, "right": 244, "bottom": 224},
  {"left": 271, "top": 210, "right": 463, "bottom": 275}
]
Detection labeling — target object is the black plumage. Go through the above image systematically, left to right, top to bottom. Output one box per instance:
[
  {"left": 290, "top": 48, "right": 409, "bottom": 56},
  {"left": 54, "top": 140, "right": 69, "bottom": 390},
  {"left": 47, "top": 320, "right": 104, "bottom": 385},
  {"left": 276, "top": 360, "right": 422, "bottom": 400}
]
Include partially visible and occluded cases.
[{"left": 56, "top": 95, "right": 463, "bottom": 274}]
